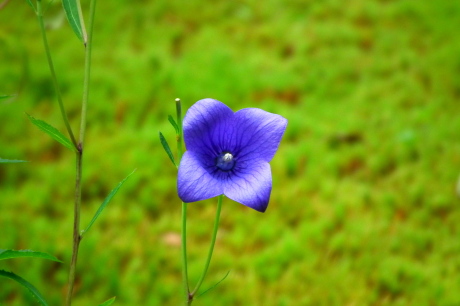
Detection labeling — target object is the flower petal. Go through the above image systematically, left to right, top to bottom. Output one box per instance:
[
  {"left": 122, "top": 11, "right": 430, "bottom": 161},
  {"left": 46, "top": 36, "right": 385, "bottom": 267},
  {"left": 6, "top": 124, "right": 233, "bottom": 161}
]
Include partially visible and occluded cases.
[
  {"left": 183, "top": 98, "right": 234, "bottom": 155},
  {"left": 230, "top": 108, "right": 287, "bottom": 163},
  {"left": 178, "top": 151, "right": 223, "bottom": 202},
  {"left": 224, "top": 161, "right": 272, "bottom": 212}
]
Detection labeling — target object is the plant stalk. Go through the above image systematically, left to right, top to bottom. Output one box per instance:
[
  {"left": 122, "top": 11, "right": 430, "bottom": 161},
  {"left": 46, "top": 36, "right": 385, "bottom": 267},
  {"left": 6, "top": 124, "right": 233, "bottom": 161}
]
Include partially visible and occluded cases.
[
  {"left": 36, "top": 0, "right": 77, "bottom": 148},
  {"left": 66, "top": 0, "right": 97, "bottom": 304},
  {"left": 75, "top": 0, "right": 88, "bottom": 46},
  {"left": 79, "top": 0, "right": 97, "bottom": 145},
  {"left": 175, "top": 98, "right": 183, "bottom": 158},
  {"left": 175, "top": 98, "right": 190, "bottom": 304},
  {"left": 65, "top": 149, "right": 83, "bottom": 306},
  {"left": 189, "top": 195, "right": 224, "bottom": 303},
  {"left": 182, "top": 201, "right": 191, "bottom": 305}
]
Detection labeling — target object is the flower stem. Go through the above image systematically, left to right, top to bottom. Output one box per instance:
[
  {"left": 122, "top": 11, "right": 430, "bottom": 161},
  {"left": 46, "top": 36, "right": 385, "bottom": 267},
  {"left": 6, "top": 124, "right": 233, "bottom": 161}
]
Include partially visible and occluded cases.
[
  {"left": 36, "top": 0, "right": 77, "bottom": 148},
  {"left": 66, "top": 0, "right": 97, "bottom": 304},
  {"left": 75, "top": 0, "right": 88, "bottom": 46},
  {"left": 79, "top": 0, "right": 97, "bottom": 146},
  {"left": 175, "top": 98, "right": 183, "bottom": 158},
  {"left": 175, "top": 98, "right": 190, "bottom": 304},
  {"left": 65, "top": 148, "right": 83, "bottom": 306},
  {"left": 189, "top": 195, "right": 224, "bottom": 302},
  {"left": 181, "top": 201, "right": 190, "bottom": 305}
]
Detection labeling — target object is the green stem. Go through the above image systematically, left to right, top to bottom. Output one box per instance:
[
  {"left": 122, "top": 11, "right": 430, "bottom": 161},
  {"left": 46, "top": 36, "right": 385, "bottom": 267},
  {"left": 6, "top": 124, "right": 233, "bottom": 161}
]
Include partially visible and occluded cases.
[
  {"left": 36, "top": 0, "right": 77, "bottom": 148},
  {"left": 66, "top": 0, "right": 97, "bottom": 304},
  {"left": 75, "top": 0, "right": 88, "bottom": 46},
  {"left": 79, "top": 0, "right": 97, "bottom": 145},
  {"left": 175, "top": 98, "right": 183, "bottom": 158},
  {"left": 175, "top": 98, "right": 190, "bottom": 304},
  {"left": 65, "top": 150, "right": 82, "bottom": 306},
  {"left": 190, "top": 195, "right": 224, "bottom": 301},
  {"left": 181, "top": 202, "right": 190, "bottom": 305}
]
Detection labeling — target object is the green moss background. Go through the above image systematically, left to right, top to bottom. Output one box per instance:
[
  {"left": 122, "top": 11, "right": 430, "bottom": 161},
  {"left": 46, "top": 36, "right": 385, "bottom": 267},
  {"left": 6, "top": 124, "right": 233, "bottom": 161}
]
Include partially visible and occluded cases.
[{"left": 1, "top": 0, "right": 460, "bottom": 305}]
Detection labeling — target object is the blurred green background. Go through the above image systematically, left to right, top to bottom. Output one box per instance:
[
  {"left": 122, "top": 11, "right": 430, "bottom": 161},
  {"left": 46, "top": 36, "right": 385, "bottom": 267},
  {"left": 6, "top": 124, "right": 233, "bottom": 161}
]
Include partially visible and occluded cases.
[{"left": 1, "top": 0, "right": 460, "bottom": 305}]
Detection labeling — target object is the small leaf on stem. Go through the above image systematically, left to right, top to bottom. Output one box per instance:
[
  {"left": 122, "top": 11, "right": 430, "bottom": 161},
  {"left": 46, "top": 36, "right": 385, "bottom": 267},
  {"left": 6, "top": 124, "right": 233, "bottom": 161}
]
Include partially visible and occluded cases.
[
  {"left": 25, "top": 0, "right": 36, "bottom": 12},
  {"left": 62, "top": 0, "right": 87, "bottom": 44},
  {"left": 0, "top": 95, "right": 14, "bottom": 100},
  {"left": 26, "top": 114, "right": 77, "bottom": 152},
  {"left": 168, "top": 115, "right": 180, "bottom": 134},
  {"left": 159, "top": 131, "right": 177, "bottom": 167},
  {"left": 0, "top": 159, "right": 28, "bottom": 163},
  {"left": 82, "top": 169, "right": 136, "bottom": 236},
  {"left": 0, "top": 249, "right": 62, "bottom": 262},
  {"left": 0, "top": 270, "right": 49, "bottom": 306},
  {"left": 196, "top": 271, "right": 231, "bottom": 298},
  {"left": 98, "top": 296, "right": 116, "bottom": 306}
]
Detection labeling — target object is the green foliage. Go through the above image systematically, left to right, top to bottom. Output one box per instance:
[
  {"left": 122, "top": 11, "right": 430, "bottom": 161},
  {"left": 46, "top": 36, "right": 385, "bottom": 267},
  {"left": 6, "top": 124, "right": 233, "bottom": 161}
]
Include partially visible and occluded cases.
[
  {"left": 1, "top": 0, "right": 460, "bottom": 305},
  {"left": 25, "top": 0, "right": 35, "bottom": 12},
  {"left": 62, "top": 0, "right": 86, "bottom": 44},
  {"left": 26, "top": 114, "right": 76, "bottom": 152},
  {"left": 168, "top": 115, "right": 180, "bottom": 134},
  {"left": 159, "top": 132, "right": 177, "bottom": 167},
  {"left": 0, "top": 159, "right": 28, "bottom": 163},
  {"left": 82, "top": 170, "right": 136, "bottom": 236},
  {"left": 0, "top": 249, "right": 61, "bottom": 262},
  {"left": 0, "top": 250, "right": 60, "bottom": 305},
  {"left": 0, "top": 270, "right": 49, "bottom": 306},
  {"left": 196, "top": 271, "right": 230, "bottom": 298},
  {"left": 98, "top": 296, "right": 116, "bottom": 306}
]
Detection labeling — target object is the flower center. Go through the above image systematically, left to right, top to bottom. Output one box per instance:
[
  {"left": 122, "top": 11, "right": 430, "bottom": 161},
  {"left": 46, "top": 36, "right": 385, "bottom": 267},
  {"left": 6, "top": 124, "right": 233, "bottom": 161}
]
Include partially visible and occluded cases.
[{"left": 216, "top": 152, "right": 235, "bottom": 171}]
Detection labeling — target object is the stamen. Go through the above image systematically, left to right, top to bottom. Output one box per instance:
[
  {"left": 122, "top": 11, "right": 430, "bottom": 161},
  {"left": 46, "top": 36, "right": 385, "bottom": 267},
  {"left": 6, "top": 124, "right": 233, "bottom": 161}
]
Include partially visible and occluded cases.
[
  {"left": 216, "top": 152, "right": 235, "bottom": 171},
  {"left": 223, "top": 153, "right": 232, "bottom": 162}
]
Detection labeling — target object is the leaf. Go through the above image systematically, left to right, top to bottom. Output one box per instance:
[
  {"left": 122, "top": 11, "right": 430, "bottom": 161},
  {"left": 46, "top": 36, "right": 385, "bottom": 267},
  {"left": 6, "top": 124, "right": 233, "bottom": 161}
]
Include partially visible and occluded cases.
[
  {"left": 25, "top": 0, "right": 36, "bottom": 12},
  {"left": 62, "top": 0, "right": 87, "bottom": 44},
  {"left": 0, "top": 95, "right": 14, "bottom": 100},
  {"left": 26, "top": 114, "right": 76, "bottom": 152},
  {"left": 168, "top": 115, "right": 180, "bottom": 134},
  {"left": 159, "top": 132, "right": 177, "bottom": 167},
  {"left": 0, "top": 159, "right": 28, "bottom": 163},
  {"left": 82, "top": 170, "right": 136, "bottom": 236},
  {"left": 0, "top": 249, "right": 62, "bottom": 262},
  {"left": 0, "top": 270, "right": 49, "bottom": 306},
  {"left": 196, "top": 271, "right": 230, "bottom": 298},
  {"left": 98, "top": 297, "right": 116, "bottom": 306}
]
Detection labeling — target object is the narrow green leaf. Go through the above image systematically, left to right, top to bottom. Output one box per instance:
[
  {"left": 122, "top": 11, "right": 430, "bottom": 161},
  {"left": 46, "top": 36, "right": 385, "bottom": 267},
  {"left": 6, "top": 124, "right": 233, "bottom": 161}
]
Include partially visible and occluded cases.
[
  {"left": 25, "top": 0, "right": 36, "bottom": 12},
  {"left": 62, "top": 0, "right": 87, "bottom": 43},
  {"left": 0, "top": 95, "right": 14, "bottom": 100},
  {"left": 26, "top": 114, "right": 76, "bottom": 152},
  {"left": 168, "top": 115, "right": 180, "bottom": 134},
  {"left": 159, "top": 132, "right": 177, "bottom": 167},
  {"left": 0, "top": 159, "right": 28, "bottom": 163},
  {"left": 82, "top": 170, "right": 136, "bottom": 236},
  {"left": 0, "top": 249, "right": 61, "bottom": 262},
  {"left": 0, "top": 270, "right": 49, "bottom": 306},
  {"left": 197, "top": 271, "right": 230, "bottom": 298},
  {"left": 98, "top": 297, "right": 116, "bottom": 306}
]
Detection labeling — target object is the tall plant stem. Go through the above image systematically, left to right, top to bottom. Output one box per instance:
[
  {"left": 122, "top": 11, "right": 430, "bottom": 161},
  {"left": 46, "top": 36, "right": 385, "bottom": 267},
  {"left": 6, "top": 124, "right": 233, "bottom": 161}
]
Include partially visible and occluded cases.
[
  {"left": 36, "top": 0, "right": 77, "bottom": 148},
  {"left": 66, "top": 0, "right": 97, "bottom": 304},
  {"left": 75, "top": 0, "right": 88, "bottom": 46},
  {"left": 79, "top": 0, "right": 97, "bottom": 144},
  {"left": 175, "top": 98, "right": 190, "bottom": 304},
  {"left": 175, "top": 98, "right": 183, "bottom": 158},
  {"left": 65, "top": 150, "right": 82, "bottom": 306},
  {"left": 189, "top": 195, "right": 224, "bottom": 303},
  {"left": 181, "top": 201, "right": 190, "bottom": 305}
]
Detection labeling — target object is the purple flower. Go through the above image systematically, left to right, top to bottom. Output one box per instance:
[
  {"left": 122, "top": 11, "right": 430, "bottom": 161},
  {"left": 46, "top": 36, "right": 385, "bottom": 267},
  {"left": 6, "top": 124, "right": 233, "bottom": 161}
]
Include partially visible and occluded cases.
[{"left": 177, "top": 99, "right": 287, "bottom": 212}]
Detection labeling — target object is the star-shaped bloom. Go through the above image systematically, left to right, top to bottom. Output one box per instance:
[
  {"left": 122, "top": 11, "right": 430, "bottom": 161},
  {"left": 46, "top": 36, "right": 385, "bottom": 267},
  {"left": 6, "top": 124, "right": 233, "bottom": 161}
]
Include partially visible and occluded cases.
[{"left": 177, "top": 99, "right": 287, "bottom": 212}]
